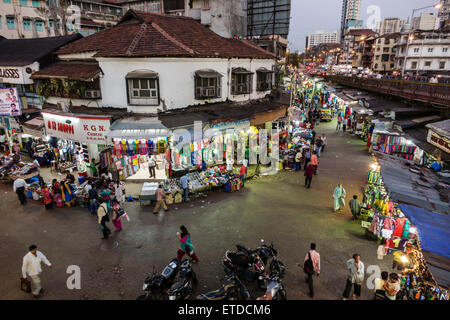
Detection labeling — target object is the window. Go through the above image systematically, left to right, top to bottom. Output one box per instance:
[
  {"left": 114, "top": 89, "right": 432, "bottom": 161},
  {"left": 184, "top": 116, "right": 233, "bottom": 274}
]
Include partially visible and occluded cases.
[
  {"left": 3, "top": 0, "right": 11, "bottom": 3},
  {"left": 20, "top": 0, "right": 27, "bottom": 5},
  {"left": 32, "top": 0, "right": 39, "bottom": 7},
  {"left": 203, "top": 0, "right": 210, "bottom": 9},
  {"left": 0, "top": 16, "right": 2, "bottom": 29},
  {"left": 6, "top": 16, "right": 15, "bottom": 30},
  {"left": 23, "top": 18, "right": 31, "bottom": 31},
  {"left": 49, "top": 19, "right": 53, "bottom": 29},
  {"left": 35, "top": 20, "right": 43, "bottom": 31},
  {"left": 377, "top": 39, "right": 381, "bottom": 44},
  {"left": 384, "top": 39, "right": 390, "bottom": 45},
  {"left": 376, "top": 47, "right": 380, "bottom": 51},
  {"left": 383, "top": 47, "right": 389, "bottom": 52},
  {"left": 392, "top": 47, "right": 396, "bottom": 52},
  {"left": 443, "top": 47, "right": 448, "bottom": 53},
  {"left": 401, "top": 48, "right": 405, "bottom": 53},
  {"left": 413, "top": 48, "right": 419, "bottom": 53},
  {"left": 427, "top": 48, "right": 433, "bottom": 53},
  {"left": 381, "top": 54, "right": 390, "bottom": 62},
  {"left": 375, "top": 55, "right": 380, "bottom": 60},
  {"left": 390, "top": 55, "right": 395, "bottom": 61},
  {"left": 411, "top": 61, "right": 417, "bottom": 69},
  {"left": 424, "top": 61, "right": 431, "bottom": 67},
  {"left": 440, "top": 61, "right": 446, "bottom": 69},
  {"left": 374, "top": 63, "right": 378, "bottom": 69},
  {"left": 390, "top": 63, "right": 395, "bottom": 69},
  {"left": 231, "top": 68, "right": 253, "bottom": 95},
  {"left": 256, "top": 69, "right": 273, "bottom": 91},
  {"left": 195, "top": 70, "right": 221, "bottom": 99},
  {"left": 127, "top": 77, "right": 159, "bottom": 105}
]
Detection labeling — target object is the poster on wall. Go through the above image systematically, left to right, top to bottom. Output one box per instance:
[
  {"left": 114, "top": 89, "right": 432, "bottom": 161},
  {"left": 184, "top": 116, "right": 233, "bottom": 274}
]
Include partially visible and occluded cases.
[{"left": 0, "top": 88, "right": 22, "bottom": 116}]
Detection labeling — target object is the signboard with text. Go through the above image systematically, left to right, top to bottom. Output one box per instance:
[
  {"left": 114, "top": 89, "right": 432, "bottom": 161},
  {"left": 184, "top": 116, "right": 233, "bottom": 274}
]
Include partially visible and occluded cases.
[
  {"left": 0, "top": 88, "right": 22, "bottom": 116},
  {"left": 42, "top": 112, "right": 111, "bottom": 144},
  {"left": 427, "top": 129, "right": 450, "bottom": 155}
]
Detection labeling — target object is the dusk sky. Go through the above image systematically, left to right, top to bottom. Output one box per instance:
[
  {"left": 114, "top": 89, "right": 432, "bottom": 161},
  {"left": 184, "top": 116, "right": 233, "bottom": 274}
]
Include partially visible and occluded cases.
[{"left": 288, "top": 0, "right": 441, "bottom": 52}]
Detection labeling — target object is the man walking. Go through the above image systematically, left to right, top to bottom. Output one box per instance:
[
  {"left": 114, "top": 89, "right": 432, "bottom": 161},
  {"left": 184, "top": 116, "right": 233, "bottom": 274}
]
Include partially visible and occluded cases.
[
  {"left": 336, "top": 115, "right": 343, "bottom": 131},
  {"left": 303, "top": 148, "right": 311, "bottom": 171},
  {"left": 295, "top": 150, "right": 303, "bottom": 171},
  {"left": 310, "top": 151, "right": 319, "bottom": 175},
  {"left": 148, "top": 156, "right": 156, "bottom": 178},
  {"left": 239, "top": 163, "right": 246, "bottom": 187},
  {"left": 180, "top": 172, "right": 190, "bottom": 202},
  {"left": 13, "top": 177, "right": 28, "bottom": 205},
  {"left": 88, "top": 183, "right": 99, "bottom": 215},
  {"left": 153, "top": 183, "right": 169, "bottom": 214},
  {"left": 349, "top": 195, "right": 362, "bottom": 220},
  {"left": 97, "top": 199, "right": 111, "bottom": 239},
  {"left": 304, "top": 243, "right": 320, "bottom": 298},
  {"left": 22, "top": 245, "right": 52, "bottom": 298},
  {"left": 342, "top": 254, "right": 365, "bottom": 300}
]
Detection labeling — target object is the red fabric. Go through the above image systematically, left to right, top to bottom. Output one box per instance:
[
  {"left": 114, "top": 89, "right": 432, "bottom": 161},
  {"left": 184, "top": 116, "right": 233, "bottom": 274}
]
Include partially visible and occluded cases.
[
  {"left": 240, "top": 165, "right": 246, "bottom": 175},
  {"left": 304, "top": 165, "right": 315, "bottom": 178},
  {"left": 393, "top": 218, "right": 406, "bottom": 238}
]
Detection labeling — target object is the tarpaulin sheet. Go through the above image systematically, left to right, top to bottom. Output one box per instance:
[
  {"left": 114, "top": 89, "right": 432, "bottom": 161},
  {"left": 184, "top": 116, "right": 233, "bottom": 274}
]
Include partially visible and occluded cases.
[{"left": 397, "top": 204, "right": 450, "bottom": 259}]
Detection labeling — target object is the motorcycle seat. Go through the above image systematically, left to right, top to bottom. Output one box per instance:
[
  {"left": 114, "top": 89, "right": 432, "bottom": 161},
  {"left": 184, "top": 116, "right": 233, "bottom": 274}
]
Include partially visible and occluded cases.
[
  {"left": 236, "top": 244, "right": 252, "bottom": 256},
  {"left": 227, "top": 252, "right": 249, "bottom": 267}
]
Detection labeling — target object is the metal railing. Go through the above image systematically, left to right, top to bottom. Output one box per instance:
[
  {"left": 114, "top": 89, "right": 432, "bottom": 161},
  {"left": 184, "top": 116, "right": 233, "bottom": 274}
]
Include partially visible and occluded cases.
[{"left": 325, "top": 75, "right": 450, "bottom": 106}]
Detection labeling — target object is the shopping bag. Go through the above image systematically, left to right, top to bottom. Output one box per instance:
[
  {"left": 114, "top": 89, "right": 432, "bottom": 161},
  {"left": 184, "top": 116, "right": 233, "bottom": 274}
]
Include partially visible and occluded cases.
[{"left": 21, "top": 278, "right": 31, "bottom": 293}]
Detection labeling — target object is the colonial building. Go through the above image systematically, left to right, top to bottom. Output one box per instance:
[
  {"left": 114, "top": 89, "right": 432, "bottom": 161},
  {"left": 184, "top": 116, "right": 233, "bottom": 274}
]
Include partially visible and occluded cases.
[
  {"left": 32, "top": 10, "right": 276, "bottom": 115},
  {"left": 340, "top": 29, "right": 377, "bottom": 66},
  {"left": 395, "top": 31, "right": 450, "bottom": 77},
  {"left": 372, "top": 33, "right": 400, "bottom": 74}
]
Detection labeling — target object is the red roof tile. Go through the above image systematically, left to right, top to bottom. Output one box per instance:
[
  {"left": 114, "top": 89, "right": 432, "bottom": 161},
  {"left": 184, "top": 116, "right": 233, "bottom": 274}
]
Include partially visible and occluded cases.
[
  {"left": 57, "top": 10, "right": 275, "bottom": 59},
  {"left": 31, "top": 61, "right": 101, "bottom": 81}
]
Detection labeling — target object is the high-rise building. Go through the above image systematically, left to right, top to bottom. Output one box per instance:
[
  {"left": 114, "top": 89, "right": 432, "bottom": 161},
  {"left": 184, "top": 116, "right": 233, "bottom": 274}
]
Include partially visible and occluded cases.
[
  {"left": 340, "top": 0, "right": 362, "bottom": 42},
  {"left": 438, "top": 0, "right": 450, "bottom": 26},
  {"left": 412, "top": 13, "right": 436, "bottom": 31},
  {"left": 376, "top": 18, "right": 406, "bottom": 35},
  {"left": 306, "top": 30, "right": 339, "bottom": 49}
]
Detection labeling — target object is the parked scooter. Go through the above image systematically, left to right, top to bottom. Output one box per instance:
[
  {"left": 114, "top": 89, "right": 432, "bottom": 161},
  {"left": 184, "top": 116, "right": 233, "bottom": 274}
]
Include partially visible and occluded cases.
[
  {"left": 236, "top": 240, "right": 286, "bottom": 277},
  {"left": 223, "top": 247, "right": 269, "bottom": 290},
  {"left": 137, "top": 258, "right": 180, "bottom": 300},
  {"left": 167, "top": 259, "right": 197, "bottom": 300},
  {"left": 196, "top": 273, "right": 251, "bottom": 300},
  {"left": 257, "top": 273, "right": 287, "bottom": 300}
]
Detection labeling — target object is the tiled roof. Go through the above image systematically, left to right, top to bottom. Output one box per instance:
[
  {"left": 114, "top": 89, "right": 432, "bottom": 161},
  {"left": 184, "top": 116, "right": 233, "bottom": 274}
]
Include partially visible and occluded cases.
[
  {"left": 57, "top": 10, "right": 275, "bottom": 59},
  {"left": 80, "top": 19, "right": 104, "bottom": 27},
  {"left": 346, "top": 29, "right": 377, "bottom": 36},
  {"left": 0, "top": 34, "right": 83, "bottom": 66},
  {"left": 31, "top": 61, "right": 101, "bottom": 81}
]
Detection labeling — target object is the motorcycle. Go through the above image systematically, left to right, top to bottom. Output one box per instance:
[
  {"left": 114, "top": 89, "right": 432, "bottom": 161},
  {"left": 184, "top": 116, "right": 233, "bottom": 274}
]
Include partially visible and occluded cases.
[
  {"left": 257, "top": 240, "right": 286, "bottom": 278},
  {"left": 223, "top": 248, "right": 269, "bottom": 290},
  {"left": 137, "top": 258, "right": 180, "bottom": 300},
  {"left": 167, "top": 259, "right": 197, "bottom": 300},
  {"left": 256, "top": 272, "right": 287, "bottom": 300},
  {"left": 196, "top": 273, "right": 251, "bottom": 300}
]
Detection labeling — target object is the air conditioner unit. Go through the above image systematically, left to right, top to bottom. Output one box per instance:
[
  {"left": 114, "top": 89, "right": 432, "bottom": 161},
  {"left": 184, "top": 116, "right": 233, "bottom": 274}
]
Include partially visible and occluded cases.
[{"left": 85, "top": 89, "right": 101, "bottom": 98}]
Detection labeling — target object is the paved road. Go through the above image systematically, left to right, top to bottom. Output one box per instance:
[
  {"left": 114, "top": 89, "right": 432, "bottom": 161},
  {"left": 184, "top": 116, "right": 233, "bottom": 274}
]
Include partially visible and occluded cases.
[{"left": 0, "top": 119, "right": 392, "bottom": 300}]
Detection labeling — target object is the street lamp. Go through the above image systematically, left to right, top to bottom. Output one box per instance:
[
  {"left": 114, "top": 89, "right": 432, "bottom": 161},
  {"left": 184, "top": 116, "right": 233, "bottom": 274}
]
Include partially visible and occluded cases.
[{"left": 401, "top": 2, "right": 443, "bottom": 76}]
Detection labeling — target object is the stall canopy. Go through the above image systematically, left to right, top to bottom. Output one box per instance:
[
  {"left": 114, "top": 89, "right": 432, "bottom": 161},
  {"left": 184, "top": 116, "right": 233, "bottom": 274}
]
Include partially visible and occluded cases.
[
  {"left": 22, "top": 117, "right": 44, "bottom": 138},
  {"left": 108, "top": 117, "right": 170, "bottom": 139},
  {"left": 375, "top": 152, "right": 450, "bottom": 215},
  {"left": 397, "top": 204, "right": 450, "bottom": 289}
]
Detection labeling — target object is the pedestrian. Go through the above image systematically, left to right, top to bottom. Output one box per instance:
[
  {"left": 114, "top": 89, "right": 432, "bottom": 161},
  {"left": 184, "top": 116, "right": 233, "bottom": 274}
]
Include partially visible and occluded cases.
[
  {"left": 336, "top": 115, "right": 342, "bottom": 131},
  {"left": 342, "top": 117, "right": 347, "bottom": 132},
  {"left": 347, "top": 117, "right": 352, "bottom": 132},
  {"left": 311, "top": 129, "right": 316, "bottom": 145},
  {"left": 321, "top": 134, "right": 327, "bottom": 152},
  {"left": 315, "top": 139, "right": 322, "bottom": 158},
  {"left": 303, "top": 148, "right": 311, "bottom": 171},
  {"left": 295, "top": 149, "right": 302, "bottom": 171},
  {"left": 310, "top": 151, "right": 319, "bottom": 175},
  {"left": 148, "top": 155, "right": 156, "bottom": 178},
  {"left": 89, "top": 158, "right": 98, "bottom": 177},
  {"left": 239, "top": 163, "right": 246, "bottom": 187},
  {"left": 304, "top": 163, "right": 314, "bottom": 188},
  {"left": 65, "top": 172, "right": 75, "bottom": 184},
  {"left": 180, "top": 172, "right": 190, "bottom": 202},
  {"left": 13, "top": 177, "right": 28, "bottom": 205},
  {"left": 51, "top": 179, "right": 63, "bottom": 208},
  {"left": 61, "top": 179, "right": 76, "bottom": 207},
  {"left": 114, "top": 181, "right": 125, "bottom": 205},
  {"left": 88, "top": 182, "right": 99, "bottom": 215},
  {"left": 41, "top": 183, "right": 53, "bottom": 210},
  {"left": 153, "top": 183, "right": 169, "bottom": 214},
  {"left": 333, "top": 183, "right": 346, "bottom": 212},
  {"left": 100, "top": 186, "right": 112, "bottom": 211},
  {"left": 349, "top": 195, "right": 361, "bottom": 220},
  {"left": 97, "top": 199, "right": 111, "bottom": 239},
  {"left": 111, "top": 199, "right": 123, "bottom": 231},
  {"left": 176, "top": 225, "right": 199, "bottom": 263},
  {"left": 304, "top": 243, "right": 320, "bottom": 298},
  {"left": 21, "top": 245, "right": 52, "bottom": 298},
  {"left": 342, "top": 254, "right": 365, "bottom": 300},
  {"left": 374, "top": 271, "right": 389, "bottom": 300},
  {"left": 384, "top": 273, "right": 401, "bottom": 300}
]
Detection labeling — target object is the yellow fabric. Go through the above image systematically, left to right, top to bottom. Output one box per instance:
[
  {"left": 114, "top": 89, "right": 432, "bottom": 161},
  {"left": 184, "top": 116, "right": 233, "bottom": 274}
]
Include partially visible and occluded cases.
[{"left": 393, "top": 251, "right": 405, "bottom": 263}]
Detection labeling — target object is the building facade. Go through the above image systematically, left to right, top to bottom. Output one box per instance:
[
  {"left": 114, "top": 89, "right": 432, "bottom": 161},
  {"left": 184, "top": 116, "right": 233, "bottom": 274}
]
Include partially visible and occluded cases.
[
  {"left": 340, "top": 0, "right": 362, "bottom": 42},
  {"left": 412, "top": 13, "right": 436, "bottom": 31},
  {"left": 376, "top": 18, "right": 406, "bottom": 35},
  {"left": 340, "top": 29, "right": 377, "bottom": 66},
  {"left": 306, "top": 30, "right": 339, "bottom": 49},
  {"left": 395, "top": 31, "right": 450, "bottom": 76},
  {"left": 372, "top": 33, "right": 399, "bottom": 74}
]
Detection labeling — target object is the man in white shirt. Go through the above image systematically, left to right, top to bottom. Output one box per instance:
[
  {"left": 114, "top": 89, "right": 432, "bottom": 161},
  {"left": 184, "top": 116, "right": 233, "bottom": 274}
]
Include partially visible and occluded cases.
[
  {"left": 13, "top": 178, "right": 28, "bottom": 205},
  {"left": 22, "top": 245, "right": 52, "bottom": 298}
]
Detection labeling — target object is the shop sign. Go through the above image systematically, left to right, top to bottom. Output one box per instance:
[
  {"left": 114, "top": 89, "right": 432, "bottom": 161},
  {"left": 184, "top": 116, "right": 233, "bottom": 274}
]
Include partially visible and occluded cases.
[
  {"left": 0, "top": 64, "right": 36, "bottom": 85},
  {"left": 42, "top": 112, "right": 111, "bottom": 144},
  {"left": 209, "top": 120, "right": 250, "bottom": 132},
  {"left": 427, "top": 129, "right": 450, "bottom": 154}
]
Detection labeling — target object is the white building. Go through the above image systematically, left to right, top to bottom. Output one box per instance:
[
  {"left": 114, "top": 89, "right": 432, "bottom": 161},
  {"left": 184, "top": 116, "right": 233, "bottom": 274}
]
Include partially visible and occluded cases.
[
  {"left": 32, "top": 10, "right": 276, "bottom": 115},
  {"left": 412, "top": 13, "right": 436, "bottom": 31},
  {"left": 376, "top": 18, "right": 406, "bottom": 35},
  {"left": 306, "top": 30, "right": 339, "bottom": 49},
  {"left": 395, "top": 31, "right": 450, "bottom": 76}
]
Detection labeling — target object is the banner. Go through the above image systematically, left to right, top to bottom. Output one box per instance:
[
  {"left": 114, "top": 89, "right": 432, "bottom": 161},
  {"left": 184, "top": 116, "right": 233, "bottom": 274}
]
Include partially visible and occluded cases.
[{"left": 0, "top": 88, "right": 21, "bottom": 116}]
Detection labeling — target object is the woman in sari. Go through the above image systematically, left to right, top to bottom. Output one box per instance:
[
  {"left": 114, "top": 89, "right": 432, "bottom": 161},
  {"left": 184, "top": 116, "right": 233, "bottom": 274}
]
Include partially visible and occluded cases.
[
  {"left": 51, "top": 179, "right": 64, "bottom": 207},
  {"left": 61, "top": 179, "right": 76, "bottom": 207},
  {"left": 333, "top": 183, "right": 346, "bottom": 212},
  {"left": 111, "top": 199, "right": 123, "bottom": 231}
]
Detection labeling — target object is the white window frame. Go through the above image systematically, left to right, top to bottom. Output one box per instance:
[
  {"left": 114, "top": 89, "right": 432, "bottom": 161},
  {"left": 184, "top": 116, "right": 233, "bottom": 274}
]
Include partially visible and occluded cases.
[
  {"left": 195, "top": 75, "right": 221, "bottom": 99},
  {"left": 127, "top": 78, "right": 159, "bottom": 106}
]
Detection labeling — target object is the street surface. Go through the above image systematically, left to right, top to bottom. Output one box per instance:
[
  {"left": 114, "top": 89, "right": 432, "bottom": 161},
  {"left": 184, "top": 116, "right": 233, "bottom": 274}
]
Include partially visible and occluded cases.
[{"left": 0, "top": 118, "right": 392, "bottom": 300}]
